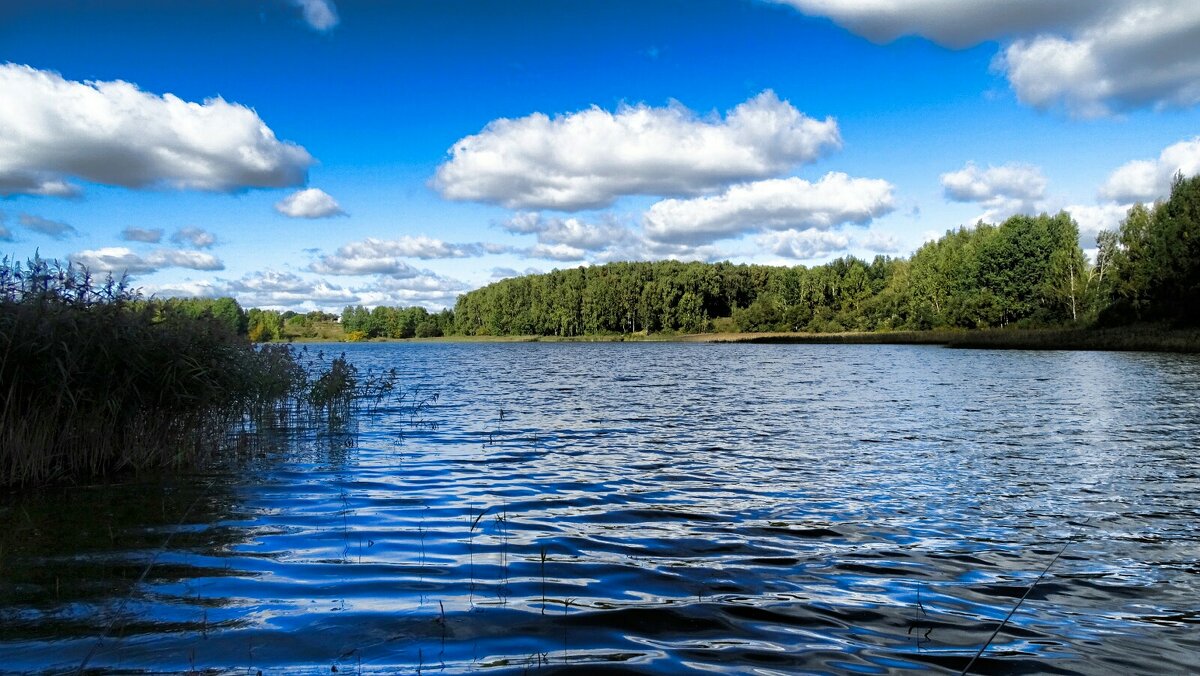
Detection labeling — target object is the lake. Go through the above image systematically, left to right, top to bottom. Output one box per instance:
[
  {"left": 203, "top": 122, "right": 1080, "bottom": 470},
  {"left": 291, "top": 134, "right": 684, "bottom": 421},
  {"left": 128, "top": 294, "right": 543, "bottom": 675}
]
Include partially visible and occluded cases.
[{"left": 2, "top": 343, "right": 1198, "bottom": 674}]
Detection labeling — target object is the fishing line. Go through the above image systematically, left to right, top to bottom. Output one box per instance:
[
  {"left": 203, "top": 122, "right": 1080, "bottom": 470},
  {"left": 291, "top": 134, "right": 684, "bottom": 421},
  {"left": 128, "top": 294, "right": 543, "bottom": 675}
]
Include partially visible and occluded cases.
[{"left": 960, "top": 517, "right": 1090, "bottom": 675}]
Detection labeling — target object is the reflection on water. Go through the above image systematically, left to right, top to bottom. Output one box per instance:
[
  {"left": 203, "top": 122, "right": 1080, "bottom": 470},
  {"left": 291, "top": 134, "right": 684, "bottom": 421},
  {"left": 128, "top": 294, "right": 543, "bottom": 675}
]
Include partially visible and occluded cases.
[{"left": 2, "top": 343, "right": 1198, "bottom": 673}]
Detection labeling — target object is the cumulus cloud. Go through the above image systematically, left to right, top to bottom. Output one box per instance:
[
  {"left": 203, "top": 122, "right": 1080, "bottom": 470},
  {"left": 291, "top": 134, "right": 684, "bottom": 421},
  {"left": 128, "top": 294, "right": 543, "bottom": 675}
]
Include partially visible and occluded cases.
[
  {"left": 293, "top": 0, "right": 340, "bottom": 32},
  {"left": 773, "top": 1, "right": 1102, "bottom": 47},
  {"left": 774, "top": 1, "right": 1200, "bottom": 115},
  {"left": 999, "top": 4, "right": 1200, "bottom": 116},
  {"left": 0, "top": 64, "right": 312, "bottom": 197},
  {"left": 434, "top": 90, "right": 841, "bottom": 210},
  {"left": 1100, "top": 137, "right": 1200, "bottom": 203},
  {"left": 940, "top": 162, "right": 1047, "bottom": 221},
  {"left": 0, "top": 171, "right": 80, "bottom": 198},
  {"left": 643, "top": 172, "right": 895, "bottom": 246},
  {"left": 274, "top": 188, "right": 346, "bottom": 218},
  {"left": 1066, "top": 203, "right": 1132, "bottom": 248},
  {"left": 502, "top": 212, "right": 639, "bottom": 251},
  {"left": 19, "top": 213, "right": 77, "bottom": 239},
  {"left": 121, "top": 226, "right": 163, "bottom": 243},
  {"left": 170, "top": 226, "right": 217, "bottom": 249},
  {"left": 755, "top": 227, "right": 903, "bottom": 263},
  {"left": 757, "top": 229, "right": 851, "bottom": 259},
  {"left": 855, "top": 229, "right": 903, "bottom": 254},
  {"left": 309, "top": 235, "right": 495, "bottom": 277},
  {"left": 525, "top": 243, "right": 589, "bottom": 262},
  {"left": 69, "top": 247, "right": 224, "bottom": 275},
  {"left": 311, "top": 255, "right": 422, "bottom": 278},
  {"left": 140, "top": 267, "right": 468, "bottom": 311},
  {"left": 491, "top": 267, "right": 545, "bottom": 280},
  {"left": 229, "top": 270, "right": 357, "bottom": 307},
  {"left": 143, "top": 271, "right": 359, "bottom": 309},
  {"left": 350, "top": 273, "right": 473, "bottom": 310},
  {"left": 138, "top": 279, "right": 225, "bottom": 300}
]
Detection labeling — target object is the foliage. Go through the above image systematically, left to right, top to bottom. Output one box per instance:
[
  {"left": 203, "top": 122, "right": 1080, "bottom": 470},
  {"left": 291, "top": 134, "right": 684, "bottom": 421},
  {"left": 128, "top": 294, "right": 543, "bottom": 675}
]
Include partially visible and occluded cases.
[
  {"left": 1098, "top": 173, "right": 1200, "bottom": 326},
  {"left": 450, "top": 197, "right": 1200, "bottom": 337},
  {"left": 450, "top": 214, "right": 1092, "bottom": 337},
  {"left": 0, "top": 257, "right": 401, "bottom": 487},
  {"left": 341, "top": 304, "right": 454, "bottom": 339}
]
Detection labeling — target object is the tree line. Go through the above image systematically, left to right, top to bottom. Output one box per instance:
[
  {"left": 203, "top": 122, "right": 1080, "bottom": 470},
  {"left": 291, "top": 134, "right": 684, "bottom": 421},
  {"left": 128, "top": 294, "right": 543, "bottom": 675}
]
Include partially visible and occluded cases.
[
  {"left": 144, "top": 174, "right": 1199, "bottom": 339},
  {"left": 451, "top": 174, "right": 1200, "bottom": 336}
]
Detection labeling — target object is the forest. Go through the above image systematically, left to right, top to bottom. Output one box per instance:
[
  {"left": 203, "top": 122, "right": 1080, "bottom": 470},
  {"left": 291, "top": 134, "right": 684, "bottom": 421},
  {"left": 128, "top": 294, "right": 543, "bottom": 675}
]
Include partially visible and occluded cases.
[{"left": 448, "top": 174, "right": 1200, "bottom": 337}]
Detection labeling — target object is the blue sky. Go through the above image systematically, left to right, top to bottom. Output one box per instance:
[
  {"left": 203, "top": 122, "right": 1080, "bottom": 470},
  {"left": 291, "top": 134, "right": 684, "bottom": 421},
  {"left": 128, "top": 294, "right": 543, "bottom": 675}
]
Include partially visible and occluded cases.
[{"left": 2, "top": 0, "right": 1199, "bottom": 310}]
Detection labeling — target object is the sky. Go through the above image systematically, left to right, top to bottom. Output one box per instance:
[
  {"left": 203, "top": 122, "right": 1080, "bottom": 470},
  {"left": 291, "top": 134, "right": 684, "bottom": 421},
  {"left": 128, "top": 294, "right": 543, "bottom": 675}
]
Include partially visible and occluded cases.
[{"left": 2, "top": 0, "right": 1199, "bottom": 311}]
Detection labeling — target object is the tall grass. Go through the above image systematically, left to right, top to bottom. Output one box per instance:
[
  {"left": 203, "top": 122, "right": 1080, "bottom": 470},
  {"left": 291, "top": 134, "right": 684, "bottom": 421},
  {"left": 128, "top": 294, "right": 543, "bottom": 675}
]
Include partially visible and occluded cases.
[{"left": 0, "top": 256, "right": 395, "bottom": 487}]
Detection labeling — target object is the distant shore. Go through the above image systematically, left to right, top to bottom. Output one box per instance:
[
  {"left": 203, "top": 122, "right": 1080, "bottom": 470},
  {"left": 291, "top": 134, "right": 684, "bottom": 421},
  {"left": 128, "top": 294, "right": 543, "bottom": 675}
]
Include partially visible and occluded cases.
[
  {"left": 280, "top": 325, "right": 1200, "bottom": 353},
  {"left": 698, "top": 326, "right": 1200, "bottom": 353}
]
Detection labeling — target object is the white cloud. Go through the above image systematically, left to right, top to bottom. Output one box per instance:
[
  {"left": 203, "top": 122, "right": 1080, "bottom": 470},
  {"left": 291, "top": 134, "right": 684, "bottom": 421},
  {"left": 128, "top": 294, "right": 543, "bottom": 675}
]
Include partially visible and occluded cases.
[
  {"left": 293, "top": 0, "right": 340, "bottom": 32},
  {"left": 774, "top": 1, "right": 1200, "bottom": 115},
  {"left": 999, "top": 4, "right": 1200, "bottom": 116},
  {"left": 0, "top": 64, "right": 312, "bottom": 197},
  {"left": 434, "top": 90, "right": 841, "bottom": 210},
  {"left": 1100, "top": 137, "right": 1200, "bottom": 203},
  {"left": 940, "top": 162, "right": 1047, "bottom": 221},
  {"left": 643, "top": 172, "right": 895, "bottom": 246},
  {"left": 274, "top": 188, "right": 346, "bottom": 218},
  {"left": 1066, "top": 203, "right": 1132, "bottom": 248},
  {"left": 502, "top": 212, "right": 638, "bottom": 251},
  {"left": 0, "top": 213, "right": 12, "bottom": 242},
  {"left": 18, "top": 213, "right": 77, "bottom": 239},
  {"left": 121, "top": 226, "right": 162, "bottom": 243},
  {"left": 170, "top": 226, "right": 217, "bottom": 249},
  {"left": 758, "top": 226, "right": 902, "bottom": 259},
  {"left": 757, "top": 229, "right": 851, "bottom": 259},
  {"left": 855, "top": 229, "right": 903, "bottom": 254},
  {"left": 309, "top": 235, "right": 494, "bottom": 277},
  {"left": 526, "top": 243, "right": 589, "bottom": 262},
  {"left": 70, "top": 247, "right": 224, "bottom": 275},
  {"left": 149, "top": 249, "right": 224, "bottom": 271},
  {"left": 310, "top": 255, "right": 422, "bottom": 278},
  {"left": 139, "top": 268, "right": 468, "bottom": 311},
  {"left": 144, "top": 270, "right": 359, "bottom": 309},
  {"left": 229, "top": 270, "right": 357, "bottom": 307},
  {"left": 351, "top": 273, "right": 473, "bottom": 310},
  {"left": 138, "top": 279, "right": 225, "bottom": 299}
]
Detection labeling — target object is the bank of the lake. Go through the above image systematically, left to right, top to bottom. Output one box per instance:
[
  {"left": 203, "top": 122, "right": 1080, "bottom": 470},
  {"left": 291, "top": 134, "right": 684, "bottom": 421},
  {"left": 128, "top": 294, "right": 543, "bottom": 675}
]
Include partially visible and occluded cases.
[{"left": 278, "top": 324, "right": 1200, "bottom": 353}]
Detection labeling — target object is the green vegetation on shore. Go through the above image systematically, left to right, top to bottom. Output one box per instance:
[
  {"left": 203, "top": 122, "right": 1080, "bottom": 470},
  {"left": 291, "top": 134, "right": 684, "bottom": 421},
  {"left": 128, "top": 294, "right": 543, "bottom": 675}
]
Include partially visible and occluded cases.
[{"left": 0, "top": 258, "right": 393, "bottom": 488}]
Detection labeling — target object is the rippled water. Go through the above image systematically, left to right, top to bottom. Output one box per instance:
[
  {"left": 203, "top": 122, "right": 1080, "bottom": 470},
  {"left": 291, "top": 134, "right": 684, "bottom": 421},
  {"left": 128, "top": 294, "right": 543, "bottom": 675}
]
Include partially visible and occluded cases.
[{"left": 2, "top": 343, "right": 1199, "bottom": 674}]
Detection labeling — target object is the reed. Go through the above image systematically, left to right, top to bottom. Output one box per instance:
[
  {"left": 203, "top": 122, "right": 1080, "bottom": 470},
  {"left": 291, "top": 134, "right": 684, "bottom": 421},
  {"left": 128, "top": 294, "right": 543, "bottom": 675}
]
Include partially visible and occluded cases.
[{"left": 0, "top": 256, "right": 396, "bottom": 488}]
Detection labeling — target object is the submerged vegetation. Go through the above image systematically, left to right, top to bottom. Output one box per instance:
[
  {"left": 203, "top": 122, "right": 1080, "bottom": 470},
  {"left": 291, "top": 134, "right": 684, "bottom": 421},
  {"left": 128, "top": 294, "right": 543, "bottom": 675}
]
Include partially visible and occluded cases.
[{"left": 0, "top": 258, "right": 399, "bottom": 488}]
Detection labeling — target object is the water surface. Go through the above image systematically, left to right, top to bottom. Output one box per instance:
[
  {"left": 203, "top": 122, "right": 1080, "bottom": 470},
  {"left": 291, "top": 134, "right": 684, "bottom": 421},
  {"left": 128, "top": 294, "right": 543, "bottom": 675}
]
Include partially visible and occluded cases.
[{"left": 2, "top": 343, "right": 1198, "bottom": 673}]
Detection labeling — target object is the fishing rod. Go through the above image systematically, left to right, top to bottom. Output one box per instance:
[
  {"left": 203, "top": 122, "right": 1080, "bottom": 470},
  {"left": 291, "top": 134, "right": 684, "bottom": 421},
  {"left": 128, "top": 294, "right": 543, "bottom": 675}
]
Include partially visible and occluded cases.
[{"left": 960, "top": 517, "right": 1090, "bottom": 675}]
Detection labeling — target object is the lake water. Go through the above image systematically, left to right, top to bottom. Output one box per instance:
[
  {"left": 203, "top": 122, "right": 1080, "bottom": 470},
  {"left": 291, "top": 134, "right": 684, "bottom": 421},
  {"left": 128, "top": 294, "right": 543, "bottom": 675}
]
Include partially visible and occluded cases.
[{"left": 2, "top": 343, "right": 1198, "bottom": 674}]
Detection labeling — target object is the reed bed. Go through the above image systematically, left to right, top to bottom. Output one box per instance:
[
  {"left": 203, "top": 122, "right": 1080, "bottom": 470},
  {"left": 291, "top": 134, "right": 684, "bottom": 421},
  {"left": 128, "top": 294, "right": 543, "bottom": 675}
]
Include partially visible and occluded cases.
[
  {"left": 0, "top": 257, "right": 398, "bottom": 488},
  {"left": 704, "top": 326, "right": 1200, "bottom": 352}
]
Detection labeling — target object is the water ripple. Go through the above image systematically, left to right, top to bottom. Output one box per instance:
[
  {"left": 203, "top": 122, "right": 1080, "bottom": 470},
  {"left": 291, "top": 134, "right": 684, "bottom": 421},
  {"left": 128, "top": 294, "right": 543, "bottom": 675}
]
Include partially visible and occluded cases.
[{"left": 2, "top": 343, "right": 1199, "bottom": 673}]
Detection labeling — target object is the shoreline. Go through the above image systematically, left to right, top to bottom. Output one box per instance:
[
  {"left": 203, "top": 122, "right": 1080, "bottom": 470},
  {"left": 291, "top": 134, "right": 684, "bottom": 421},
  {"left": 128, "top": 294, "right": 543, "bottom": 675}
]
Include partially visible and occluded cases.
[{"left": 275, "top": 325, "right": 1200, "bottom": 353}]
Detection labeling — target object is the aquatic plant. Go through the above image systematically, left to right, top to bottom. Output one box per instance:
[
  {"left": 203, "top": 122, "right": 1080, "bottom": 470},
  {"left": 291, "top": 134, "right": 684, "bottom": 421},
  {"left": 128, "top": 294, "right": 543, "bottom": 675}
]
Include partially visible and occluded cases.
[{"left": 0, "top": 256, "right": 401, "bottom": 487}]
